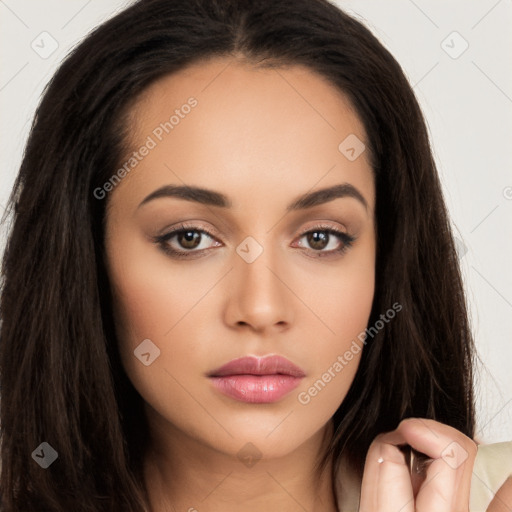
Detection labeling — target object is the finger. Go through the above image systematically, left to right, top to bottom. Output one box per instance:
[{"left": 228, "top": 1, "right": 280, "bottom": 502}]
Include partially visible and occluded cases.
[
  {"left": 396, "top": 418, "right": 477, "bottom": 512},
  {"left": 359, "top": 432, "right": 414, "bottom": 512},
  {"left": 403, "top": 446, "right": 431, "bottom": 497},
  {"left": 415, "top": 456, "right": 458, "bottom": 511}
]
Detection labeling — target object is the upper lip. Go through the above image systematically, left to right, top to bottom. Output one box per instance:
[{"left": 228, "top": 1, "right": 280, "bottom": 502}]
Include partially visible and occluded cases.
[{"left": 208, "top": 355, "right": 306, "bottom": 378}]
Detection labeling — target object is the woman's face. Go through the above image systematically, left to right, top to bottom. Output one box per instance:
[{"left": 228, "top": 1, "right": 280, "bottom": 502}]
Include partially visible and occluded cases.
[{"left": 104, "top": 57, "right": 376, "bottom": 462}]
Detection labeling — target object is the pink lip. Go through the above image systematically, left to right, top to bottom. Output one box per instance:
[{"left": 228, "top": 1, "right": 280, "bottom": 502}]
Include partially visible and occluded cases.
[{"left": 208, "top": 355, "right": 305, "bottom": 404}]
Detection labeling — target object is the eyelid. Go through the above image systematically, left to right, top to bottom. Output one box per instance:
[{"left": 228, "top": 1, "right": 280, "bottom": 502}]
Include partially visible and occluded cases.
[
  {"left": 155, "top": 220, "right": 219, "bottom": 239},
  {"left": 297, "top": 221, "right": 347, "bottom": 236}
]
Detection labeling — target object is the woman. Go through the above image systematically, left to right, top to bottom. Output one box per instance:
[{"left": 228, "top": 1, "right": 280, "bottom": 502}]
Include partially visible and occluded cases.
[{"left": 0, "top": 0, "right": 510, "bottom": 510}]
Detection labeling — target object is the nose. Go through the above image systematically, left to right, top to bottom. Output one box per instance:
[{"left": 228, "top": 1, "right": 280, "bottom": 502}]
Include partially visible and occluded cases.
[{"left": 223, "top": 242, "right": 294, "bottom": 335}]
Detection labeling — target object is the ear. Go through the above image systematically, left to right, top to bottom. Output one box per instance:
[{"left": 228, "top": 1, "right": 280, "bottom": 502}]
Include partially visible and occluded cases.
[{"left": 486, "top": 476, "right": 512, "bottom": 512}]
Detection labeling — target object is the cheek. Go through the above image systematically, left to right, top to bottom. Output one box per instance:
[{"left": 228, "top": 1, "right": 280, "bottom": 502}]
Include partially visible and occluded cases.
[
  {"left": 104, "top": 222, "right": 227, "bottom": 374},
  {"left": 105, "top": 224, "right": 209, "bottom": 344},
  {"left": 295, "top": 234, "right": 375, "bottom": 350},
  {"left": 105, "top": 235, "right": 218, "bottom": 440},
  {"left": 292, "top": 239, "right": 375, "bottom": 408},
  {"left": 314, "top": 263, "right": 374, "bottom": 337},
  {"left": 291, "top": 274, "right": 373, "bottom": 438}
]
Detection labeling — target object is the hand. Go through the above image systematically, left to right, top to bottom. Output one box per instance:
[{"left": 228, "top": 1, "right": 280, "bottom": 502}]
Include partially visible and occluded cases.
[{"left": 359, "top": 417, "right": 478, "bottom": 512}]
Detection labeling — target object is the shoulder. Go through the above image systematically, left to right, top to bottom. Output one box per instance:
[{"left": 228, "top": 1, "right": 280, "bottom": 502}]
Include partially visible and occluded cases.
[
  {"left": 470, "top": 441, "right": 512, "bottom": 512},
  {"left": 486, "top": 476, "right": 512, "bottom": 512}
]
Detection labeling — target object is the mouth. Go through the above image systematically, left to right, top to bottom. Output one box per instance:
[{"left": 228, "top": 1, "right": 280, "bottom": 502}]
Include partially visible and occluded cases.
[{"left": 208, "top": 355, "right": 305, "bottom": 404}]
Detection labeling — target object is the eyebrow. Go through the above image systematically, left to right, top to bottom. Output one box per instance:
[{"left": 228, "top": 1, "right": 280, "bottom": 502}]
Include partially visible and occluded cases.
[{"left": 137, "top": 182, "right": 368, "bottom": 212}]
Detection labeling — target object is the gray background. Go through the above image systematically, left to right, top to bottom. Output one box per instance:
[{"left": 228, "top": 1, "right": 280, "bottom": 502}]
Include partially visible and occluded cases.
[{"left": 0, "top": 0, "right": 511, "bottom": 443}]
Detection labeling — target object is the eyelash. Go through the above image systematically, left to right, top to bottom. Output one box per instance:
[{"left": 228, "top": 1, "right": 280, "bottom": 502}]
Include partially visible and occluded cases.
[{"left": 153, "top": 222, "right": 356, "bottom": 260}]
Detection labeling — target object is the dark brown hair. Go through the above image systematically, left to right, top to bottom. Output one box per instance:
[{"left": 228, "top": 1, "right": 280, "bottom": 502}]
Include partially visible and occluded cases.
[{"left": 0, "top": 0, "right": 475, "bottom": 510}]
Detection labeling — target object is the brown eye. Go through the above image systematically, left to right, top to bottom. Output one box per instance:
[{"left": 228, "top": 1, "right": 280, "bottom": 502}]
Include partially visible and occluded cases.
[
  {"left": 154, "top": 225, "right": 221, "bottom": 259},
  {"left": 295, "top": 225, "right": 356, "bottom": 258},
  {"left": 176, "top": 230, "right": 202, "bottom": 249},
  {"left": 306, "top": 231, "right": 330, "bottom": 250}
]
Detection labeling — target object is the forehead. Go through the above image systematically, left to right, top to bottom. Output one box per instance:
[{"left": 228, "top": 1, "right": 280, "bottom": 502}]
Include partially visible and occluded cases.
[
  {"left": 130, "top": 56, "right": 368, "bottom": 146},
  {"left": 109, "top": 57, "right": 375, "bottom": 216}
]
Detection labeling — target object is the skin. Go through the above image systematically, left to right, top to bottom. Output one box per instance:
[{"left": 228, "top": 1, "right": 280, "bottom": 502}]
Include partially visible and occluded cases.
[
  {"left": 103, "top": 57, "right": 490, "bottom": 511},
  {"left": 487, "top": 477, "right": 512, "bottom": 512}
]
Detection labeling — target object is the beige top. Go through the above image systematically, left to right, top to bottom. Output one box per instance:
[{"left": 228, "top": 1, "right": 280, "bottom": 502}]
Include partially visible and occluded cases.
[{"left": 335, "top": 441, "right": 512, "bottom": 511}]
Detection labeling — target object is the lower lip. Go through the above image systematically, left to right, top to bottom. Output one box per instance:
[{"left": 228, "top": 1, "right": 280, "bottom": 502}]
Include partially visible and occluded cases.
[{"left": 209, "top": 375, "right": 303, "bottom": 403}]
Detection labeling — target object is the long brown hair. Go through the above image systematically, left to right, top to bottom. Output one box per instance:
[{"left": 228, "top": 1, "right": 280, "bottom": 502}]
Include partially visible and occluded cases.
[{"left": 0, "top": 0, "right": 475, "bottom": 510}]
